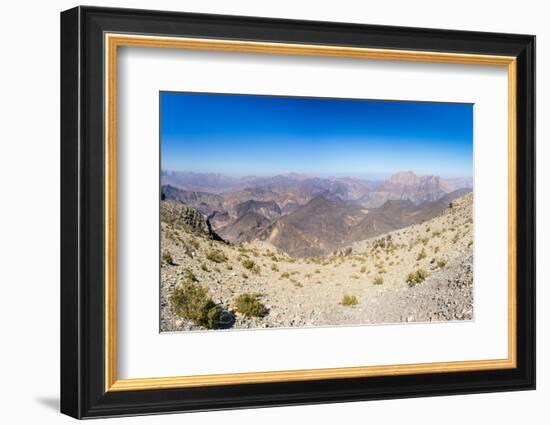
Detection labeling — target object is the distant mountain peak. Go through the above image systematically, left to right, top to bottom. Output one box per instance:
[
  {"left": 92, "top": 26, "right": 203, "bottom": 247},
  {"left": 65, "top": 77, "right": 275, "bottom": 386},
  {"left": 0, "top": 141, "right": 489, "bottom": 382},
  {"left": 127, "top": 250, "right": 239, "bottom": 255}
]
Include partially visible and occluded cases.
[{"left": 386, "top": 170, "right": 421, "bottom": 184}]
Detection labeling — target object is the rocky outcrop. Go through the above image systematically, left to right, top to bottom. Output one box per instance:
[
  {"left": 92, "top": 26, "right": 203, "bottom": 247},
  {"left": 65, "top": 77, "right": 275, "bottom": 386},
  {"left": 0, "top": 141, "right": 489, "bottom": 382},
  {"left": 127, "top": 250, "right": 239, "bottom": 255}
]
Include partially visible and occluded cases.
[
  {"left": 161, "top": 184, "right": 225, "bottom": 216},
  {"left": 160, "top": 200, "right": 224, "bottom": 241}
]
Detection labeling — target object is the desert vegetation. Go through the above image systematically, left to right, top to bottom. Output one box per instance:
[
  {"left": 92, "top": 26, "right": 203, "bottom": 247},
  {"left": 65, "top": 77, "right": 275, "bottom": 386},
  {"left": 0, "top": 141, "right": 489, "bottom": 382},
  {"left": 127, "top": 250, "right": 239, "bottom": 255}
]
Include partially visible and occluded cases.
[
  {"left": 206, "top": 249, "right": 228, "bottom": 263},
  {"left": 406, "top": 269, "right": 429, "bottom": 287},
  {"left": 373, "top": 275, "right": 384, "bottom": 285},
  {"left": 171, "top": 280, "right": 221, "bottom": 329},
  {"left": 235, "top": 293, "right": 266, "bottom": 317},
  {"left": 341, "top": 294, "right": 359, "bottom": 306}
]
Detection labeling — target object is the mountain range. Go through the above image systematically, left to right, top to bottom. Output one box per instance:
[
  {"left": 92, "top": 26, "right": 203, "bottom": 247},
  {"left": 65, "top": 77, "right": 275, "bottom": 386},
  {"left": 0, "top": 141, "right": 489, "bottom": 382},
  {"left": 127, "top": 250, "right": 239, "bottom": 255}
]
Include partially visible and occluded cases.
[{"left": 161, "top": 170, "right": 472, "bottom": 257}]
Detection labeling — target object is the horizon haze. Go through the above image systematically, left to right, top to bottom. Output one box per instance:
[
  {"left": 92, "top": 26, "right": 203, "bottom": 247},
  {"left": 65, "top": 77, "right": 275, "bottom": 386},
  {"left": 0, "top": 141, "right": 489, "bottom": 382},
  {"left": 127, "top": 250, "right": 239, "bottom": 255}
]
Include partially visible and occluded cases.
[{"left": 161, "top": 168, "right": 472, "bottom": 181}]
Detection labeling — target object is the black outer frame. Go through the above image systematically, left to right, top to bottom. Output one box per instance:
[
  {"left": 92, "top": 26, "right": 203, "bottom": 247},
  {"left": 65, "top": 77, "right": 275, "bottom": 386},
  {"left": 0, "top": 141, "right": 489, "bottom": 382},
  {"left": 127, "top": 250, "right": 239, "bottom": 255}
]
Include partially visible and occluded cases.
[{"left": 60, "top": 6, "right": 536, "bottom": 419}]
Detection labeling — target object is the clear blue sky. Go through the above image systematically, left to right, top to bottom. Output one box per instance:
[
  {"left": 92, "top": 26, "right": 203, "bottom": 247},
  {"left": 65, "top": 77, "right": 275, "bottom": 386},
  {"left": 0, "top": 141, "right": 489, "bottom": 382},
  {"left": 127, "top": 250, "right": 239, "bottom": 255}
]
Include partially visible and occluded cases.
[{"left": 160, "top": 92, "right": 473, "bottom": 179}]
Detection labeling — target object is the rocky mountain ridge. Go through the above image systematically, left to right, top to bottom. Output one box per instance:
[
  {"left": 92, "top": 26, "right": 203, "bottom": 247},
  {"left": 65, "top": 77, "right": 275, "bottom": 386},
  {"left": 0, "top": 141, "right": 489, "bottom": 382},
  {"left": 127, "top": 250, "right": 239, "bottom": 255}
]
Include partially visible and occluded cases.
[
  {"left": 162, "top": 170, "right": 471, "bottom": 206},
  {"left": 161, "top": 171, "right": 472, "bottom": 258}
]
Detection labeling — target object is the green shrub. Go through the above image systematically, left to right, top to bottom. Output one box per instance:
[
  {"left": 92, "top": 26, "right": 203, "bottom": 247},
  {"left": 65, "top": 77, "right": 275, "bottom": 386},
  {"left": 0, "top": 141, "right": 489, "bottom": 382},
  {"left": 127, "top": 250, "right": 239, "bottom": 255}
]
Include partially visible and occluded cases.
[
  {"left": 372, "top": 235, "right": 396, "bottom": 250},
  {"left": 416, "top": 248, "right": 427, "bottom": 261},
  {"left": 206, "top": 249, "right": 228, "bottom": 263},
  {"left": 241, "top": 258, "right": 256, "bottom": 269},
  {"left": 437, "top": 259, "right": 447, "bottom": 269},
  {"left": 200, "top": 263, "right": 209, "bottom": 272},
  {"left": 271, "top": 263, "right": 279, "bottom": 272},
  {"left": 252, "top": 264, "right": 261, "bottom": 275},
  {"left": 360, "top": 265, "right": 367, "bottom": 273},
  {"left": 184, "top": 269, "right": 198, "bottom": 282},
  {"left": 407, "top": 269, "right": 429, "bottom": 287},
  {"left": 241, "top": 272, "right": 248, "bottom": 279},
  {"left": 281, "top": 272, "right": 290, "bottom": 279},
  {"left": 373, "top": 275, "right": 384, "bottom": 285},
  {"left": 171, "top": 281, "right": 220, "bottom": 329},
  {"left": 235, "top": 293, "right": 266, "bottom": 317},
  {"left": 341, "top": 294, "right": 358, "bottom": 306}
]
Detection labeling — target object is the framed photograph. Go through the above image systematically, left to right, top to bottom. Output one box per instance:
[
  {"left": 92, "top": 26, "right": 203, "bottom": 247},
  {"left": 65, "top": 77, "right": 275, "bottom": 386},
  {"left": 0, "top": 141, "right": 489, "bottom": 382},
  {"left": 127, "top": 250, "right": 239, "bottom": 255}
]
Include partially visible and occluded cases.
[{"left": 60, "top": 6, "right": 535, "bottom": 419}]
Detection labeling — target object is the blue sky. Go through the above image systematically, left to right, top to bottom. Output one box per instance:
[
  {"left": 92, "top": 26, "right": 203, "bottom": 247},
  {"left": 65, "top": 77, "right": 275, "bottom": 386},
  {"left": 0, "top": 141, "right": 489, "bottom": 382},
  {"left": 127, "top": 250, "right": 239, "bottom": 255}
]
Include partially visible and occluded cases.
[{"left": 160, "top": 92, "right": 473, "bottom": 179}]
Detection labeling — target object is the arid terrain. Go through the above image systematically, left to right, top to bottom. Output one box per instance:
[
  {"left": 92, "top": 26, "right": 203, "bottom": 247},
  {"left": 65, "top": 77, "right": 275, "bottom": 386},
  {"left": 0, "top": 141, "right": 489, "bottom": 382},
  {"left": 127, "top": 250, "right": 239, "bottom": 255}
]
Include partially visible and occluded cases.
[{"left": 160, "top": 171, "right": 473, "bottom": 332}]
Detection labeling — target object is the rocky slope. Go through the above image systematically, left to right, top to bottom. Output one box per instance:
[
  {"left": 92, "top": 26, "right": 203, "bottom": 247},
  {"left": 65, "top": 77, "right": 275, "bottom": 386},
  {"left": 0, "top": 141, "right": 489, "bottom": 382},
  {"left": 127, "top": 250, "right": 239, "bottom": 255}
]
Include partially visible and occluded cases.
[
  {"left": 160, "top": 193, "right": 474, "bottom": 332},
  {"left": 255, "top": 196, "right": 365, "bottom": 257},
  {"left": 217, "top": 211, "right": 271, "bottom": 244}
]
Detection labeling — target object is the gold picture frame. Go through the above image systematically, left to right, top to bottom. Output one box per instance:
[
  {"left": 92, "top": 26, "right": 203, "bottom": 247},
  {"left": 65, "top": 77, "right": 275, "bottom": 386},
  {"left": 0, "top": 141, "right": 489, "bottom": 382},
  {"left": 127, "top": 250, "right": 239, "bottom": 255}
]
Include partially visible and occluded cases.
[{"left": 104, "top": 33, "right": 517, "bottom": 392}]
